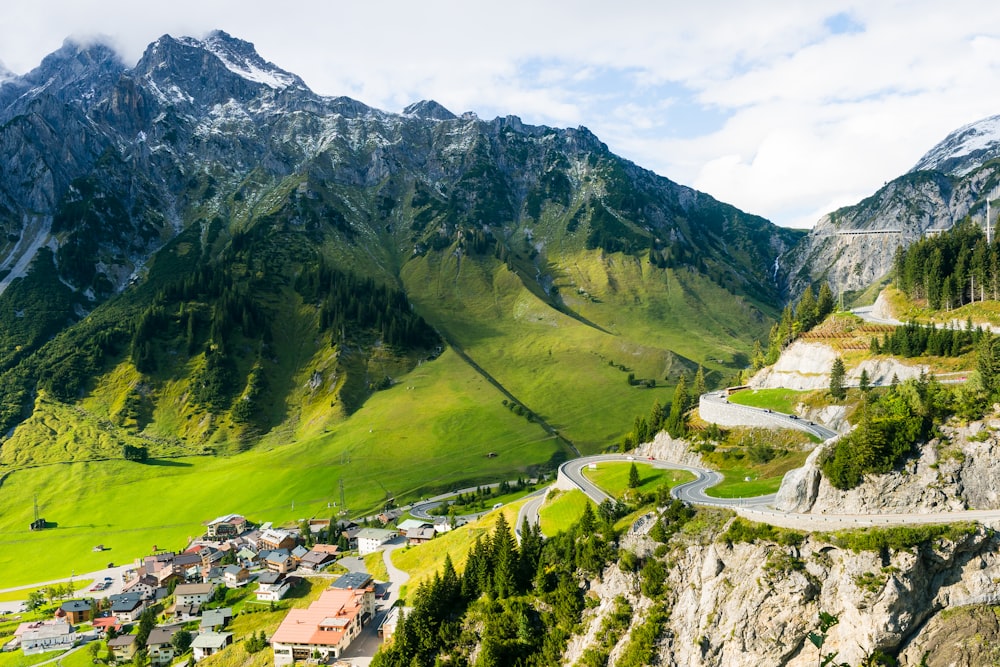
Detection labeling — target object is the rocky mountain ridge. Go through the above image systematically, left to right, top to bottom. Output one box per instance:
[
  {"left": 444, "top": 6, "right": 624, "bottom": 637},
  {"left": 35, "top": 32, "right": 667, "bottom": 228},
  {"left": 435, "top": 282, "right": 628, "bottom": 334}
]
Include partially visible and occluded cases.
[
  {"left": 0, "top": 30, "right": 800, "bottom": 315},
  {"left": 782, "top": 113, "right": 1000, "bottom": 299}
]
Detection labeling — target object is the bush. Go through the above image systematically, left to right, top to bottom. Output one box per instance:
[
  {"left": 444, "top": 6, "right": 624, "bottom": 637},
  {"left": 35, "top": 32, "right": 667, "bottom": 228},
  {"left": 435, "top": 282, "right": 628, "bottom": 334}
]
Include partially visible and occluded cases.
[
  {"left": 722, "top": 518, "right": 804, "bottom": 547},
  {"left": 825, "top": 523, "right": 977, "bottom": 553}
]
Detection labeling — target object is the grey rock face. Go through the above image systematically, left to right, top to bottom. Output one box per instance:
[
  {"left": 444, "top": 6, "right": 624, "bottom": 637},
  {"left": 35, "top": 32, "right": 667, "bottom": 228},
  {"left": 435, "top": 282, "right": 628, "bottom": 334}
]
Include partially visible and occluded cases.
[
  {"left": 0, "top": 30, "right": 799, "bottom": 312},
  {"left": 782, "top": 113, "right": 1000, "bottom": 299},
  {"left": 782, "top": 166, "right": 1000, "bottom": 297}
]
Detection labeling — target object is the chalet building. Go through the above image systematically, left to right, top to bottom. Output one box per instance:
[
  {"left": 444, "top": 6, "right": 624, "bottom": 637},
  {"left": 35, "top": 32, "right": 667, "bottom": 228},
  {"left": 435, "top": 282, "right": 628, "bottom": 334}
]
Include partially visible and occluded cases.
[
  {"left": 175, "top": 582, "right": 215, "bottom": 606},
  {"left": 270, "top": 586, "right": 375, "bottom": 665},
  {"left": 57, "top": 599, "right": 93, "bottom": 624}
]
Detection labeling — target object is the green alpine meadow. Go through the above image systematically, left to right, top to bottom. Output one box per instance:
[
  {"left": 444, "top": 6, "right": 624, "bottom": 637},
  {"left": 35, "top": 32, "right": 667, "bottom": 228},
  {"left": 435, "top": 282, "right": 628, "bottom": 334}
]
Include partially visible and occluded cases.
[{"left": 0, "top": 32, "right": 801, "bottom": 586}]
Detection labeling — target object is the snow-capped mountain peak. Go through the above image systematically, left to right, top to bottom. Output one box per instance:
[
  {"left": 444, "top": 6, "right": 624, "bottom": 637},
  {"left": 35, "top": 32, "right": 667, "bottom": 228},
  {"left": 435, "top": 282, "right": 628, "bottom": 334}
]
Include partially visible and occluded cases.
[
  {"left": 176, "top": 29, "right": 302, "bottom": 91},
  {"left": 911, "top": 113, "right": 1000, "bottom": 176}
]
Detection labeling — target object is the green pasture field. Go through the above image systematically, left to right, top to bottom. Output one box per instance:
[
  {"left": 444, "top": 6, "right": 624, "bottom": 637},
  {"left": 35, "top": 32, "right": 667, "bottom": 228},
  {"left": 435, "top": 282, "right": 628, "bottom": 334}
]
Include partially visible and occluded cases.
[
  {"left": 0, "top": 248, "right": 769, "bottom": 589},
  {"left": 404, "top": 250, "right": 771, "bottom": 454},
  {"left": 0, "top": 350, "right": 557, "bottom": 588},
  {"left": 726, "top": 388, "right": 808, "bottom": 415},
  {"left": 703, "top": 451, "right": 808, "bottom": 498},
  {"left": 581, "top": 462, "right": 694, "bottom": 498},
  {"left": 538, "top": 489, "right": 593, "bottom": 536},
  {"left": 391, "top": 504, "right": 523, "bottom": 595},
  {"left": 364, "top": 551, "right": 389, "bottom": 583},
  {"left": 54, "top": 644, "right": 96, "bottom": 667},
  {"left": 199, "top": 648, "right": 272, "bottom": 667},
  {"left": 0, "top": 649, "right": 54, "bottom": 667}
]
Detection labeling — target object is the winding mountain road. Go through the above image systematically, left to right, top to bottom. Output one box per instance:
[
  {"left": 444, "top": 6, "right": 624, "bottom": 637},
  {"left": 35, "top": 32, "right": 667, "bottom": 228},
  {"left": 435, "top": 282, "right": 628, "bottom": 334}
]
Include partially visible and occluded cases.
[
  {"left": 700, "top": 391, "right": 838, "bottom": 441},
  {"left": 548, "top": 395, "right": 1000, "bottom": 533}
]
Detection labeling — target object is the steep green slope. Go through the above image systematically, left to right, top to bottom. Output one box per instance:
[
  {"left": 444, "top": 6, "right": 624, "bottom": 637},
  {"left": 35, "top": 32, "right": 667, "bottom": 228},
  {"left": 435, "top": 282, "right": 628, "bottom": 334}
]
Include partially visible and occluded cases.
[
  {"left": 404, "top": 248, "right": 767, "bottom": 453},
  {"left": 0, "top": 348, "right": 557, "bottom": 587}
]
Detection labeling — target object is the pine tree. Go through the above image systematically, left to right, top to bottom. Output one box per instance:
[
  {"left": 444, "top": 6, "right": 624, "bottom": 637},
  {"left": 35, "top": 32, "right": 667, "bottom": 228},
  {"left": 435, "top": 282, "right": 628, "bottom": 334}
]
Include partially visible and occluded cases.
[
  {"left": 817, "top": 282, "right": 835, "bottom": 319},
  {"left": 795, "top": 286, "right": 818, "bottom": 330},
  {"left": 977, "top": 335, "right": 1000, "bottom": 400},
  {"left": 751, "top": 339, "right": 766, "bottom": 372},
  {"left": 829, "top": 357, "right": 847, "bottom": 400},
  {"left": 693, "top": 364, "right": 707, "bottom": 397},
  {"left": 859, "top": 368, "right": 871, "bottom": 393},
  {"left": 665, "top": 374, "right": 689, "bottom": 437},
  {"left": 648, "top": 399, "right": 666, "bottom": 434},
  {"left": 628, "top": 462, "right": 641, "bottom": 489},
  {"left": 578, "top": 502, "right": 596, "bottom": 535},
  {"left": 491, "top": 514, "right": 518, "bottom": 598}
]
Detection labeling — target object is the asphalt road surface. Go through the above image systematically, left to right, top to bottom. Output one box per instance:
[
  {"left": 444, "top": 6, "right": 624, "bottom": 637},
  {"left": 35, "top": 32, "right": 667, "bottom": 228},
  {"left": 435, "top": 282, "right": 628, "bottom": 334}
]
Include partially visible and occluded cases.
[{"left": 700, "top": 391, "right": 838, "bottom": 441}]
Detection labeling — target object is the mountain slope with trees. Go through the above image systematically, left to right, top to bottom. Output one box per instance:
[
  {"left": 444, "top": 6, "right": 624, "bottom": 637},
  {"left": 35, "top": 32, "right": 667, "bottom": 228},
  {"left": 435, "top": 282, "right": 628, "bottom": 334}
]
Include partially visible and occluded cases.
[{"left": 0, "top": 30, "right": 805, "bottom": 581}]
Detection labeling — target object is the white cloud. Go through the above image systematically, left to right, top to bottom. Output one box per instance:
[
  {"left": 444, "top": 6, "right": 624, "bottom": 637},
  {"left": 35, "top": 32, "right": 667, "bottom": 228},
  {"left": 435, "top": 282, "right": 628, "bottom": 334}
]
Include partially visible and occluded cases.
[{"left": 2, "top": 0, "right": 1000, "bottom": 228}]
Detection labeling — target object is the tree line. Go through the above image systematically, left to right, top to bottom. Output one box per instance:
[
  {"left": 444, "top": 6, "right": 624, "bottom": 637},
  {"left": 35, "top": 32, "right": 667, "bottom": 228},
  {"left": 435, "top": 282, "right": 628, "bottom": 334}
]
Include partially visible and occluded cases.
[
  {"left": 894, "top": 219, "right": 1000, "bottom": 310},
  {"left": 869, "top": 319, "right": 985, "bottom": 358},
  {"left": 373, "top": 507, "right": 621, "bottom": 667}
]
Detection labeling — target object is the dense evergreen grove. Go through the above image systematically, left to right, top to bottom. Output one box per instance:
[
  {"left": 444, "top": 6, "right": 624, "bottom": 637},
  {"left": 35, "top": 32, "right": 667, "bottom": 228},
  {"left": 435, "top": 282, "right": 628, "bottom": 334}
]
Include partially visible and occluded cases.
[
  {"left": 894, "top": 219, "right": 1000, "bottom": 309},
  {"left": 0, "top": 235, "right": 440, "bottom": 436},
  {"left": 295, "top": 261, "right": 439, "bottom": 350},
  {"left": 752, "top": 283, "right": 836, "bottom": 370},
  {"left": 869, "top": 319, "right": 984, "bottom": 358},
  {"left": 820, "top": 375, "right": 948, "bottom": 489},
  {"left": 373, "top": 509, "right": 621, "bottom": 667}
]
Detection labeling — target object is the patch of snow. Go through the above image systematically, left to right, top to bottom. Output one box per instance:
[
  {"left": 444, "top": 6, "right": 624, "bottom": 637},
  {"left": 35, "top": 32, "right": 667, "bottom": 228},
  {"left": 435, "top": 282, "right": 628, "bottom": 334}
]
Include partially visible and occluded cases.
[
  {"left": 179, "top": 33, "right": 297, "bottom": 90},
  {"left": 912, "top": 113, "right": 1000, "bottom": 175}
]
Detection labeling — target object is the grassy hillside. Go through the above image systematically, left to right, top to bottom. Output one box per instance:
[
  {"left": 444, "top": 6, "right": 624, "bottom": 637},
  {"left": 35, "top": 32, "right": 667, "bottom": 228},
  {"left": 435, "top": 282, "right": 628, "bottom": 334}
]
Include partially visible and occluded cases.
[
  {"left": 0, "top": 171, "right": 780, "bottom": 588},
  {"left": 0, "top": 241, "right": 774, "bottom": 586},
  {"left": 404, "top": 249, "right": 768, "bottom": 453},
  {"left": 0, "top": 349, "right": 556, "bottom": 587}
]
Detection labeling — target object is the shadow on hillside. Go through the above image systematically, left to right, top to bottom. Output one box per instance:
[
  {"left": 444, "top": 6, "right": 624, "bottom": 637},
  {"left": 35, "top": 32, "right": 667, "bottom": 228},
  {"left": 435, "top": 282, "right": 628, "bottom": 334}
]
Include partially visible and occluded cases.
[{"left": 145, "top": 458, "right": 192, "bottom": 468}]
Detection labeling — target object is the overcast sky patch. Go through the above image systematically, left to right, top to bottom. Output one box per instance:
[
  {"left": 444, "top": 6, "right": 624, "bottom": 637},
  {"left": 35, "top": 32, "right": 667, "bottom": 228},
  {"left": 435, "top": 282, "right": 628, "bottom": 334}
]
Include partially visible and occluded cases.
[{"left": 2, "top": 1, "right": 1000, "bottom": 230}]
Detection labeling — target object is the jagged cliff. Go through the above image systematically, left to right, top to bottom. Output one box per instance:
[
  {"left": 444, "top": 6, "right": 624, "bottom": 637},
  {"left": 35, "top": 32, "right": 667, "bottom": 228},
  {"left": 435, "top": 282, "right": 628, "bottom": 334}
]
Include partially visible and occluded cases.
[
  {"left": 777, "top": 411, "right": 1000, "bottom": 516},
  {"left": 564, "top": 508, "right": 999, "bottom": 666}
]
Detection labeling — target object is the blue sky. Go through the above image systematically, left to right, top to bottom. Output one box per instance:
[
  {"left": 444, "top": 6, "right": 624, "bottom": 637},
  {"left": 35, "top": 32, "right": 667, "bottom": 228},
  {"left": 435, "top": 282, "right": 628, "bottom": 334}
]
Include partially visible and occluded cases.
[{"left": 3, "top": 1, "right": 1000, "bottom": 228}]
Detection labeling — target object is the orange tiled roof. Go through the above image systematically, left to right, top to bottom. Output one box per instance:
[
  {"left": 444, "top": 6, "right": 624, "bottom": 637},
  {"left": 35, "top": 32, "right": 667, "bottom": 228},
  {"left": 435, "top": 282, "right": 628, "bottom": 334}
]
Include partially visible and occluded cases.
[{"left": 271, "top": 588, "right": 365, "bottom": 647}]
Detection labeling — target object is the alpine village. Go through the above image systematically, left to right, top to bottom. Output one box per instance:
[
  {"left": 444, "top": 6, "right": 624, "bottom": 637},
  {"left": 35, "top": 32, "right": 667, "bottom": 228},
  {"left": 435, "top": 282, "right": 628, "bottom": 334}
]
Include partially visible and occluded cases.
[{"left": 6, "top": 29, "right": 1000, "bottom": 667}]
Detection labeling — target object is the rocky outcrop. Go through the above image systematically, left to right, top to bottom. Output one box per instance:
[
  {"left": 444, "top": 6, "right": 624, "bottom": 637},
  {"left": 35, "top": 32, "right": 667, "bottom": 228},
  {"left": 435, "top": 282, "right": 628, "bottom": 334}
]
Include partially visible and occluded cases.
[
  {"left": 750, "top": 340, "right": 927, "bottom": 391},
  {"left": 749, "top": 341, "right": 837, "bottom": 390},
  {"left": 777, "top": 413, "right": 1000, "bottom": 514},
  {"left": 634, "top": 431, "right": 705, "bottom": 468},
  {"left": 774, "top": 443, "right": 827, "bottom": 512},
  {"left": 574, "top": 510, "right": 1000, "bottom": 666},
  {"left": 655, "top": 524, "right": 1000, "bottom": 666},
  {"left": 898, "top": 604, "right": 1000, "bottom": 666}
]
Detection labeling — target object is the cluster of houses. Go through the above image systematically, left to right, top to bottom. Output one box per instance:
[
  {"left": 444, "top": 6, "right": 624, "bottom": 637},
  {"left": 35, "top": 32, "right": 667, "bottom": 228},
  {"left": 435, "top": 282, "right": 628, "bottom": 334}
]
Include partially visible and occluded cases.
[
  {"left": 7, "top": 511, "right": 449, "bottom": 664},
  {"left": 116, "top": 517, "right": 348, "bottom": 604},
  {"left": 106, "top": 594, "right": 235, "bottom": 666}
]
